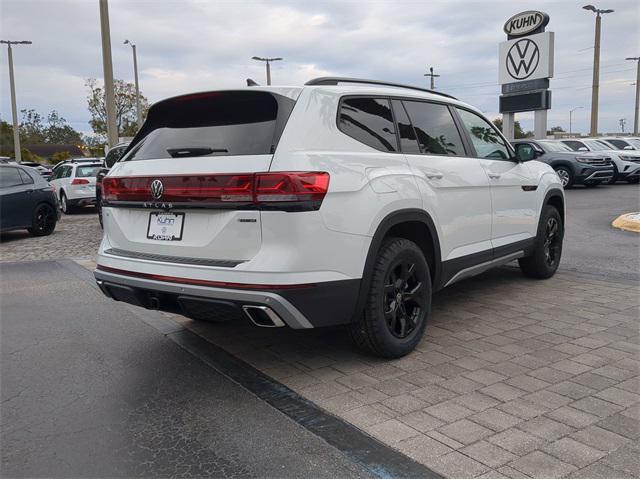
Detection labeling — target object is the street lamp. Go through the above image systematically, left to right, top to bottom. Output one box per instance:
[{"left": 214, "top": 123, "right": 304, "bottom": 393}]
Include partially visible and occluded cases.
[
  {"left": 583, "top": 5, "right": 614, "bottom": 137},
  {"left": 124, "top": 39, "right": 142, "bottom": 129},
  {"left": 0, "top": 40, "right": 32, "bottom": 162},
  {"left": 251, "top": 56, "right": 282, "bottom": 85},
  {"left": 626, "top": 57, "right": 640, "bottom": 135},
  {"left": 569, "top": 106, "right": 583, "bottom": 135}
]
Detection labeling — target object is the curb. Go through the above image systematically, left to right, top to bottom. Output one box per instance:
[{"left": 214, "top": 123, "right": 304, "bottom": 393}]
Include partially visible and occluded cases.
[{"left": 612, "top": 212, "right": 640, "bottom": 233}]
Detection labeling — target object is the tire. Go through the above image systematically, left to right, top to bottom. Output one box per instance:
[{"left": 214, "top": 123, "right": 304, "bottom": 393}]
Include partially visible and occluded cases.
[
  {"left": 605, "top": 165, "right": 618, "bottom": 185},
  {"left": 554, "top": 167, "right": 573, "bottom": 189},
  {"left": 626, "top": 177, "right": 640, "bottom": 184},
  {"left": 60, "top": 192, "right": 72, "bottom": 214},
  {"left": 28, "top": 203, "right": 57, "bottom": 236},
  {"left": 518, "top": 205, "right": 563, "bottom": 279},
  {"left": 349, "top": 238, "right": 431, "bottom": 358}
]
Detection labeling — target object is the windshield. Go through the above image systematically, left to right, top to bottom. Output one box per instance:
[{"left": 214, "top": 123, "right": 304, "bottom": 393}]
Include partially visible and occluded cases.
[
  {"left": 124, "top": 91, "right": 295, "bottom": 161},
  {"left": 583, "top": 140, "right": 612, "bottom": 151},
  {"left": 538, "top": 141, "right": 572, "bottom": 152},
  {"left": 76, "top": 165, "right": 101, "bottom": 178}
]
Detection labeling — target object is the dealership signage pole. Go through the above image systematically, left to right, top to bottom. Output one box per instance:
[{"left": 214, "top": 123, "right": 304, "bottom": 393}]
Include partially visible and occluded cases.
[
  {"left": 99, "top": 0, "right": 118, "bottom": 148},
  {"left": 499, "top": 11, "right": 554, "bottom": 140},
  {"left": 1, "top": 40, "right": 31, "bottom": 162},
  {"left": 627, "top": 57, "right": 640, "bottom": 135}
]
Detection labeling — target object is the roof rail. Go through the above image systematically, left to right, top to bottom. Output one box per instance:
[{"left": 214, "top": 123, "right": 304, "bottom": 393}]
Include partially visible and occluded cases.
[{"left": 304, "top": 77, "right": 457, "bottom": 100}]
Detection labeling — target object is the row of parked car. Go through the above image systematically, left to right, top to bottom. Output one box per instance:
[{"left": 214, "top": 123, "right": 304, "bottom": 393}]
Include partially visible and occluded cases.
[
  {"left": 1, "top": 133, "right": 638, "bottom": 238},
  {"left": 512, "top": 137, "right": 640, "bottom": 188}
]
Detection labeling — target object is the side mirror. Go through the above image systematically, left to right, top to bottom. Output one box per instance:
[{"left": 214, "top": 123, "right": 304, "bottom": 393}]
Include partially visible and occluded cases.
[
  {"left": 623, "top": 145, "right": 633, "bottom": 150},
  {"left": 515, "top": 146, "right": 536, "bottom": 162},
  {"left": 578, "top": 147, "right": 589, "bottom": 152}
]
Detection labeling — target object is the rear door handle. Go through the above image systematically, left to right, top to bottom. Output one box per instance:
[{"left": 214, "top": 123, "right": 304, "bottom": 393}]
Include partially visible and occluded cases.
[
  {"left": 426, "top": 173, "right": 443, "bottom": 180},
  {"left": 488, "top": 173, "right": 501, "bottom": 179}
]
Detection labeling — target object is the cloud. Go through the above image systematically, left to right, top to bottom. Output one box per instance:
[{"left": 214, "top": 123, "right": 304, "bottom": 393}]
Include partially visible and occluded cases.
[{"left": 0, "top": 0, "right": 637, "bottom": 135}]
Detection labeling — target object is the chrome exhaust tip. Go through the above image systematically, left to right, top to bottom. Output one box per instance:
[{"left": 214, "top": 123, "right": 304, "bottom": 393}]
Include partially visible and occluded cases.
[{"left": 242, "top": 305, "right": 286, "bottom": 328}]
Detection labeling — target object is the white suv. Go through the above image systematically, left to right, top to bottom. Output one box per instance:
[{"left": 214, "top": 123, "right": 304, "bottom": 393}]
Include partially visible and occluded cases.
[
  {"left": 95, "top": 78, "right": 565, "bottom": 358},
  {"left": 559, "top": 138, "right": 640, "bottom": 184},
  {"left": 49, "top": 160, "right": 103, "bottom": 213}
]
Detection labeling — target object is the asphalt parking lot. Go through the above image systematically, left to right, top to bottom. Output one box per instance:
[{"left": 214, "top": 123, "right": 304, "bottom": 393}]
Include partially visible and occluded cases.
[{"left": 1, "top": 185, "right": 639, "bottom": 478}]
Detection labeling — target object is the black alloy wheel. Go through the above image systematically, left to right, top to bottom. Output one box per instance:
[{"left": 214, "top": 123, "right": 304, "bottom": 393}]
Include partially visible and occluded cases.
[
  {"left": 29, "top": 203, "right": 57, "bottom": 236},
  {"left": 543, "top": 216, "right": 561, "bottom": 268},
  {"left": 383, "top": 261, "right": 426, "bottom": 339}
]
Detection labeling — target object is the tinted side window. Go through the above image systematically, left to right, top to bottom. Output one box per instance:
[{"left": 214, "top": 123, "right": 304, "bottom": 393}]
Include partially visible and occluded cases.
[
  {"left": 338, "top": 97, "right": 397, "bottom": 152},
  {"left": 391, "top": 100, "right": 421, "bottom": 154},
  {"left": 403, "top": 101, "right": 464, "bottom": 156},
  {"left": 456, "top": 109, "right": 511, "bottom": 160},
  {"left": 607, "top": 139, "right": 628, "bottom": 149},
  {"left": 562, "top": 141, "right": 583, "bottom": 152},
  {"left": 0, "top": 168, "right": 23, "bottom": 188},
  {"left": 18, "top": 168, "right": 34, "bottom": 184}
]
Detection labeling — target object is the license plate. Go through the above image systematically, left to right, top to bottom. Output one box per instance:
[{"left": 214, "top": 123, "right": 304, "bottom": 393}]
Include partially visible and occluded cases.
[{"left": 147, "top": 212, "right": 185, "bottom": 241}]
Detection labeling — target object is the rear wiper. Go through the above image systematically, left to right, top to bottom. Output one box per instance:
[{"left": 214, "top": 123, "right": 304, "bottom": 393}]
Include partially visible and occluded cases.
[{"left": 166, "top": 147, "right": 229, "bottom": 158}]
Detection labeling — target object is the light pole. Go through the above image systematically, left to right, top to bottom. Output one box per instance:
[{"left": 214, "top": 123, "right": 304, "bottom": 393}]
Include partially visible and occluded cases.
[
  {"left": 99, "top": 0, "right": 118, "bottom": 148},
  {"left": 583, "top": 5, "right": 614, "bottom": 137},
  {"left": 124, "top": 39, "right": 142, "bottom": 129},
  {"left": 1, "top": 40, "right": 32, "bottom": 162},
  {"left": 251, "top": 56, "right": 282, "bottom": 85},
  {"left": 626, "top": 57, "right": 640, "bottom": 135},
  {"left": 424, "top": 66, "right": 439, "bottom": 90},
  {"left": 569, "top": 106, "right": 583, "bottom": 135}
]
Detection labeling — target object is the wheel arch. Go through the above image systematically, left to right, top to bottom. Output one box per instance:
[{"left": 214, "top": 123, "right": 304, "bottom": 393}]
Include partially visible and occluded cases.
[
  {"left": 543, "top": 188, "right": 565, "bottom": 224},
  {"left": 353, "top": 209, "right": 442, "bottom": 321}
]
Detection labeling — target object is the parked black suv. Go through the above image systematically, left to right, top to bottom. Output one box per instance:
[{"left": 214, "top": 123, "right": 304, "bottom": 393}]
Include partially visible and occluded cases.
[{"left": 512, "top": 139, "right": 614, "bottom": 188}]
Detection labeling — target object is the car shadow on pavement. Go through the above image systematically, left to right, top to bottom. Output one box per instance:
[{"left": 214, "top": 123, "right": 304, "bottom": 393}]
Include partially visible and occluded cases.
[{"left": 177, "top": 265, "right": 540, "bottom": 368}]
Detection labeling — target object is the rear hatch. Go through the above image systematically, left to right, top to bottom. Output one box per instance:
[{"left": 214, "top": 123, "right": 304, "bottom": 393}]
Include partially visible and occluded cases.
[
  {"left": 102, "top": 90, "right": 297, "bottom": 263},
  {"left": 70, "top": 163, "right": 101, "bottom": 197}
]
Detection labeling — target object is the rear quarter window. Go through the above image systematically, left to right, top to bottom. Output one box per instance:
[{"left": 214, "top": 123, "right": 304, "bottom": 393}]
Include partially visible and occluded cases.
[
  {"left": 338, "top": 97, "right": 398, "bottom": 152},
  {"left": 76, "top": 165, "right": 102, "bottom": 178}
]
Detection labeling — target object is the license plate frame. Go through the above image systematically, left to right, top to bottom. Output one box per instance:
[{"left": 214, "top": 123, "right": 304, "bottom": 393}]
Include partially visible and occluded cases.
[{"left": 146, "top": 212, "right": 185, "bottom": 241}]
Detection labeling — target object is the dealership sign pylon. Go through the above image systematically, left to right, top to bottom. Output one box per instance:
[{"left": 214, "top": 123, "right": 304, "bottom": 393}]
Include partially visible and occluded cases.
[{"left": 499, "top": 10, "right": 554, "bottom": 139}]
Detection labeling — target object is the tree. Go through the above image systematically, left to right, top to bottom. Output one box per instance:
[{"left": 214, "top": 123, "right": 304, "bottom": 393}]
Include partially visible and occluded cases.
[
  {"left": 86, "top": 78, "right": 150, "bottom": 138},
  {"left": 17, "top": 109, "right": 82, "bottom": 145},
  {"left": 19, "top": 109, "right": 47, "bottom": 143},
  {"left": 46, "top": 111, "right": 83, "bottom": 144},
  {"left": 492, "top": 118, "right": 533, "bottom": 139},
  {"left": 0, "top": 119, "right": 14, "bottom": 156},
  {"left": 547, "top": 126, "right": 566, "bottom": 135}
]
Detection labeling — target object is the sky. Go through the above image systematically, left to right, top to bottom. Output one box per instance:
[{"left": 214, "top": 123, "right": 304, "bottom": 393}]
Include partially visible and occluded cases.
[{"left": 1, "top": 0, "right": 638, "bottom": 137}]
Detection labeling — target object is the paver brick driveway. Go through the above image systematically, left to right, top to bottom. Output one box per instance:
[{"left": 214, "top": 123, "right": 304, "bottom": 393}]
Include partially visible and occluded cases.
[
  {"left": 2, "top": 206, "right": 638, "bottom": 478},
  {"left": 176, "top": 267, "right": 639, "bottom": 479}
]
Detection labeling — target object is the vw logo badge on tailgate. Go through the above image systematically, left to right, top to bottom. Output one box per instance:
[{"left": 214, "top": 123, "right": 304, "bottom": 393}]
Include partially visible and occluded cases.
[{"left": 150, "top": 179, "right": 164, "bottom": 199}]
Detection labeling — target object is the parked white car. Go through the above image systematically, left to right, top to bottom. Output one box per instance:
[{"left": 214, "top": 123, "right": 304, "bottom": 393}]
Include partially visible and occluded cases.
[
  {"left": 94, "top": 78, "right": 565, "bottom": 358},
  {"left": 597, "top": 137, "right": 638, "bottom": 151},
  {"left": 558, "top": 138, "right": 640, "bottom": 184},
  {"left": 49, "top": 160, "right": 103, "bottom": 213}
]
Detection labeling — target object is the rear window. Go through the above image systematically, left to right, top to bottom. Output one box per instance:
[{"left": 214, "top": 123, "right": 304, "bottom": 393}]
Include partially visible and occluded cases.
[
  {"left": 124, "top": 91, "right": 295, "bottom": 160},
  {"left": 76, "top": 165, "right": 101, "bottom": 177},
  {"left": 0, "top": 168, "right": 24, "bottom": 188}
]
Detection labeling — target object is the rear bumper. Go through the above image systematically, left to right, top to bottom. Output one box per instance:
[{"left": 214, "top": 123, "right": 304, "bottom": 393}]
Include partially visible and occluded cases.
[{"left": 94, "top": 268, "right": 360, "bottom": 329}]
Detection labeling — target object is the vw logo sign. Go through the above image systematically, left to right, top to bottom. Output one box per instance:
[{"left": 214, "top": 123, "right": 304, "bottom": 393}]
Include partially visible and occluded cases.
[
  {"left": 506, "top": 38, "right": 540, "bottom": 80},
  {"left": 150, "top": 179, "right": 164, "bottom": 199}
]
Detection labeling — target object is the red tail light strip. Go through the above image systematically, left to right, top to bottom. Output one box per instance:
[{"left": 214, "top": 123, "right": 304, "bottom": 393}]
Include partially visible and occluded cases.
[
  {"left": 102, "top": 172, "right": 329, "bottom": 211},
  {"left": 96, "top": 264, "right": 316, "bottom": 290}
]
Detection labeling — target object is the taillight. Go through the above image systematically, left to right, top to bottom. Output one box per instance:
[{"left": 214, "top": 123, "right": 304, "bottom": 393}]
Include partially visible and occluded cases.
[
  {"left": 102, "top": 172, "right": 330, "bottom": 211},
  {"left": 71, "top": 178, "right": 90, "bottom": 185}
]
